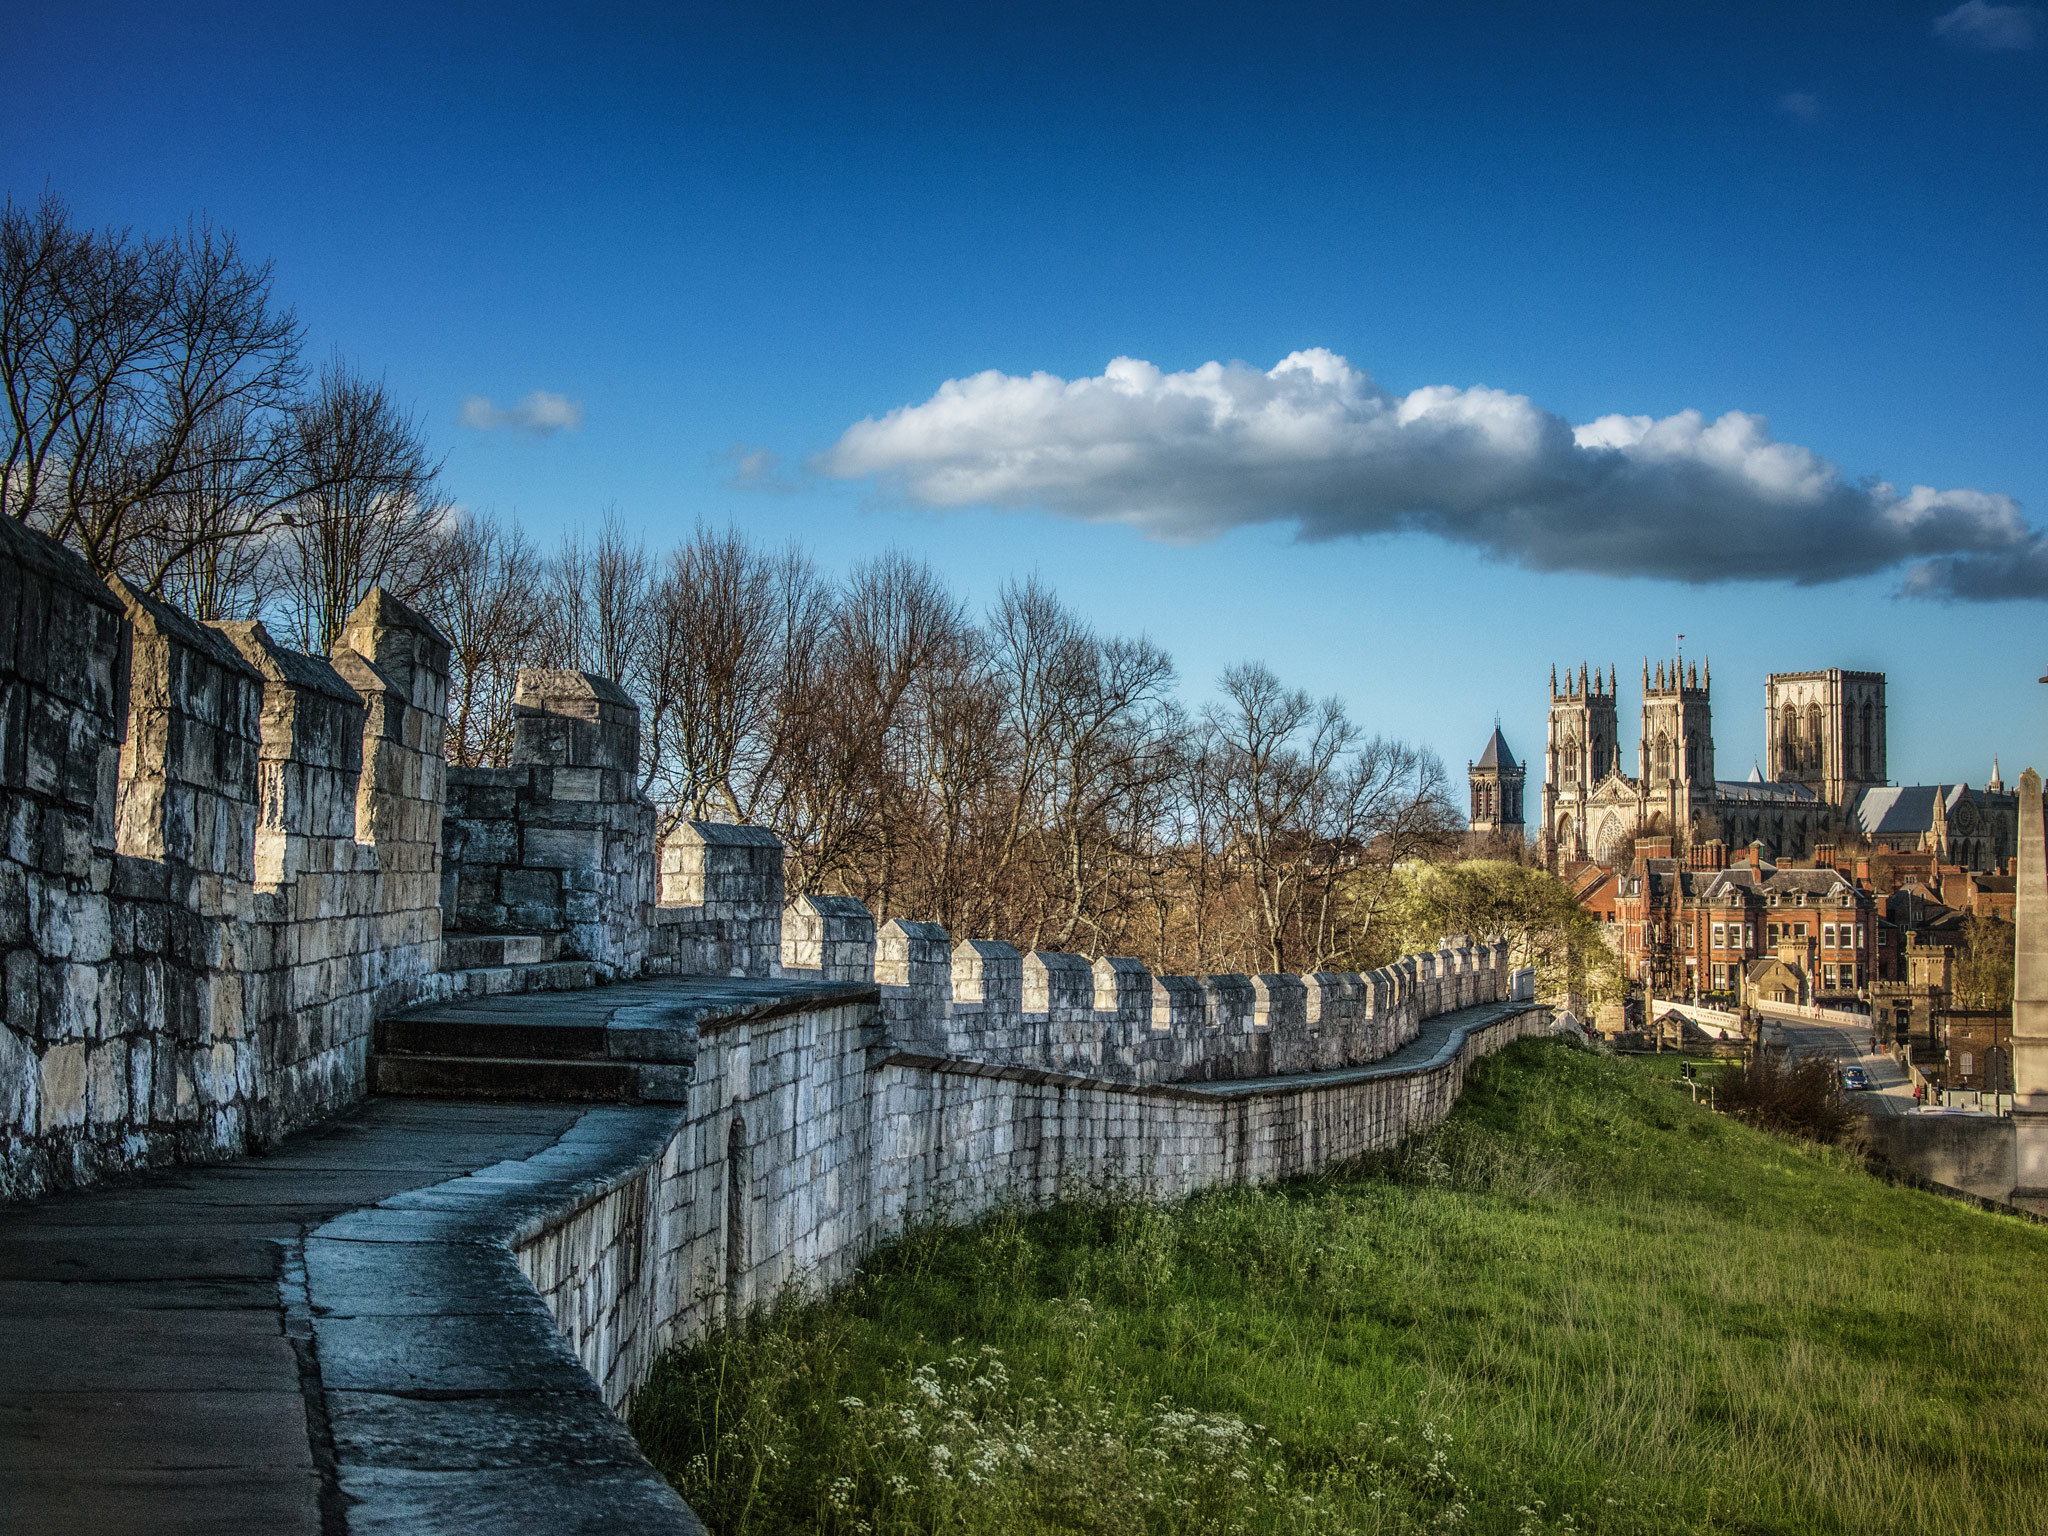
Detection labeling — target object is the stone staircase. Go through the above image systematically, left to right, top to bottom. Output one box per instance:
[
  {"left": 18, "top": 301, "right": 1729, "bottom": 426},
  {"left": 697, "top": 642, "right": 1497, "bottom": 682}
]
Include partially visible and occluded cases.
[
  {"left": 437, "top": 932, "right": 609, "bottom": 996},
  {"left": 371, "top": 974, "right": 875, "bottom": 1106},
  {"left": 371, "top": 977, "right": 698, "bottom": 1103},
  {"left": 372, "top": 1007, "right": 670, "bottom": 1102}
]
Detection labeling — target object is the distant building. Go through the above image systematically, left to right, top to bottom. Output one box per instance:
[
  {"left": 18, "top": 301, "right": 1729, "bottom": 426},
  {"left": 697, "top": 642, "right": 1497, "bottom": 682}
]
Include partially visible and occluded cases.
[
  {"left": 1540, "top": 658, "right": 1833, "bottom": 868},
  {"left": 1541, "top": 659, "right": 2027, "bottom": 873},
  {"left": 1763, "top": 668, "right": 1887, "bottom": 809},
  {"left": 1466, "top": 725, "right": 1525, "bottom": 840},
  {"left": 1849, "top": 779, "right": 2020, "bottom": 871},
  {"left": 1610, "top": 842, "right": 1872, "bottom": 1005}
]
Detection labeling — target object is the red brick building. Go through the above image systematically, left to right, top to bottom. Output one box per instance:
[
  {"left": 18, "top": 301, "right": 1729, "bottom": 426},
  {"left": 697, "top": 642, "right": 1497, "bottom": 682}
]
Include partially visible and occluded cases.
[{"left": 1611, "top": 842, "right": 1872, "bottom": 1006}]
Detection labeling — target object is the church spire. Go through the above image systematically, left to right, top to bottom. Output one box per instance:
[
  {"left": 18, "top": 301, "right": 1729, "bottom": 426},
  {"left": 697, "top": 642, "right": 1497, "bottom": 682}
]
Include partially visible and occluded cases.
[{"left": 1990, "top": 756, "right": 2005, "bottom": 795}]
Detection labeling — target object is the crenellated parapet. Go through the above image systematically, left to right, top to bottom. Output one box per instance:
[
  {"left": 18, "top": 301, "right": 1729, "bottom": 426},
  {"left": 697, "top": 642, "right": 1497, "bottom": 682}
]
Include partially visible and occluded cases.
[
  {"left": 3, "top": 511, "right": 1534, "bottom": 1201},
  {"left": 2, "top": 517, "right": 455, "bottom": 1197},
  {"left": 769, "top": 878, "right": 1512, "bottom": 1089}
]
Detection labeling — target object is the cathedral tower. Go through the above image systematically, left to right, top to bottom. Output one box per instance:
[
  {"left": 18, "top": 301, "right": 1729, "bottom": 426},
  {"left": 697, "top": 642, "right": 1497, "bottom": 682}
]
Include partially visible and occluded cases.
[
  {"left": 1640, "top": 656, "right": 1715, "bottom": 846},
  {"left": 1540, "top": 663, "right": 1618, "bottom": 867},
  {"left": 1763, "top": 669, "right": 1885, "bottom": 807},
  {"left": 1468, "top": 724, "right": 1526, "bottom": 839}
]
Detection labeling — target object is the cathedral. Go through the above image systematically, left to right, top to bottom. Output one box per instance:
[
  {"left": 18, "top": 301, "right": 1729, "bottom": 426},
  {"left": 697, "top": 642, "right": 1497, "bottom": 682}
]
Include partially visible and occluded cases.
[
  {"left": 1530, "top": 657, "right": 1810, "bottom": 868},
  {"left": 1479, "top": 660, "right": 2025, "bottom": 873}
]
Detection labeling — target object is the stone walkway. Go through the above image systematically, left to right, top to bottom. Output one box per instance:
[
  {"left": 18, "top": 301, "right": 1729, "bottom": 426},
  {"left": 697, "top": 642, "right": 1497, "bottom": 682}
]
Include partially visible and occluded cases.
[
  {"left": 1173, "top": 998, "right": 1539, "bottom": 1097},
  {"left": 0, "top": 1098, "right": 700, "bottom": 1536}
]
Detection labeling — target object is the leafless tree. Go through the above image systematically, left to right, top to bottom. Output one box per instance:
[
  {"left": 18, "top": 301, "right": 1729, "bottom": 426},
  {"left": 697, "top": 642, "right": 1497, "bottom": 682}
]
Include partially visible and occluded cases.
[
  {"left": 0, "top": 194, "right": 301, "bottom": 582},
  {"left": 269, "top": 360, "right": 450, "bottom": 655},
  {"left": 540, "top": 510, "right": 653, "bottom": 691},
  {"left": 426, "top": 513, "right": 547, "bottom": 766},
  {"left": 643, "top": 525, "right": 797, "bottom": 821},
  {"left": 1197, "top": 663, "right": 1455, "bottom": 974}
]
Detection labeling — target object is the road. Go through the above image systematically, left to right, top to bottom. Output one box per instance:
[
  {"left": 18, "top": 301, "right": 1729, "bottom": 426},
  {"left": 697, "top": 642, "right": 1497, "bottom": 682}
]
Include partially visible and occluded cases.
[{"left": 1761, "top": 1008, "right": 1915, "bottom": 1117}]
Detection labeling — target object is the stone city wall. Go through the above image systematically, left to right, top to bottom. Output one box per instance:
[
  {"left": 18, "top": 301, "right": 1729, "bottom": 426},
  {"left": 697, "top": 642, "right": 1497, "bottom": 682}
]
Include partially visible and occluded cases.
[
  {"left": 3, "top": 509, "right": 1532, "bottom": 1235},
  {"left": 1, "top": 518, "right": 455, "bottom": 1197},
  {"left": 779, "top": 891, "right": 1508, "bottom": 1086},
  {"left": 514, "top": 985, "right": 1550, "bottom": 1414}
]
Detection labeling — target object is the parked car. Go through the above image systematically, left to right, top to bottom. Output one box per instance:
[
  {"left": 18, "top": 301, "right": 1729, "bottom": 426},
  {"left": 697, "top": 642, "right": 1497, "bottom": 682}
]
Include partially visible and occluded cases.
[{"left": 1841, "top": 1067, "right": 1871, "bottom": 1091}]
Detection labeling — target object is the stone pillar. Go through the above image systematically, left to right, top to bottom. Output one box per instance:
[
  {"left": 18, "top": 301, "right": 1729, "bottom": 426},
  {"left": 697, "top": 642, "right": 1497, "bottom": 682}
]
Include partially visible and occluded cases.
[
  {"left": 0, "top": 521, "right": 128, "bottom": 1198},
  {"left": 109, "top": 578, "right": 265, "bottom": 1160},
  {"left": 330, "top": 587, "right": 451, "bottom": 1008},
  {"left": 213, "top": 622, "right": 364, "bottom": 887},
  {"left": 507, "top": 670, "right": 653, "bottom": 974},
  {"left": 2010, "top": 768, "right": 2048, "bottom": 1213},
  {"left": 653, "top": 821, "right": 785, "bottom": 977},
  {"left": 950, "top": 940, "right": 1022, "bottom": 1060},
  {"left": 1023, "top": 950, "right": 1095, "bottom": 1071},
  {"left": 1092, "top": 957, "right": 1153, "bottom": 1079}
]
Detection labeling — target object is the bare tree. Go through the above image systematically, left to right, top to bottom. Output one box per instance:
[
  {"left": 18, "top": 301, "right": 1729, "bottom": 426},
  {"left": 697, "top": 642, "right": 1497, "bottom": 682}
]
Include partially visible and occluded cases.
[
  {"left": 0, "top": 194, "right": 301, "bottom": 583},
  {"left": 270, "top": 360, "right": 450, "bottom": 654},
  {"left": 540, "top": 510, "right": 653, "bottom": 691},
  {"left": 426, "top": 513, "right": 546, "bottom": 765},
  {"left": 642, "top": 525, "right": 790, "bottom": 821},
  {"left": 1198, "top": 663, "right": 1455, "bottom": 974}
]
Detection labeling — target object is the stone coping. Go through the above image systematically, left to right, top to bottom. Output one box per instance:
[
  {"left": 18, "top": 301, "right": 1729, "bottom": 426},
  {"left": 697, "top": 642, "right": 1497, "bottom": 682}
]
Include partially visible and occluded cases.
[
  {"left": 880, "top": 999, "right": 1546, "bottom": 1103},
  {"left": 0, "top": 1098, "right": 701, "bottom": 1536}
]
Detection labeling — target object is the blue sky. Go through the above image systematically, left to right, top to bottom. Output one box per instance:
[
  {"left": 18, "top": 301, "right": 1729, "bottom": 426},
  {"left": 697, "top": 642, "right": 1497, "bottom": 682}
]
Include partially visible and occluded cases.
[{"left": 7, "top": 1, "right": 2045, "bottom": 791}]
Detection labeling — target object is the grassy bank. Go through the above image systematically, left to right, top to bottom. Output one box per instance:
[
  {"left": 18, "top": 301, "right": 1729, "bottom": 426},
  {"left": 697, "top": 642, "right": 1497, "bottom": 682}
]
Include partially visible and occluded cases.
[{"left": 629, "top": 1042, "right": 2048, "bottom": 1535}]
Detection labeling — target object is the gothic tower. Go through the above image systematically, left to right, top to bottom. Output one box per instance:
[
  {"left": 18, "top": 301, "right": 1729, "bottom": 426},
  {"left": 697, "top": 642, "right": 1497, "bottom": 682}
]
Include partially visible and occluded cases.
[
  {"left": 1640, "top": 656, "right": 1714, "bottom": 847},
  {"left": 1540, "top": 663, "right": 1618, "bottom": 868},
  {"left": 1763, "top": 669, "right": 1886, "bottom": 807},
  {"left": 1468, "top": 723, "right": 1526, "bottom": 839}
]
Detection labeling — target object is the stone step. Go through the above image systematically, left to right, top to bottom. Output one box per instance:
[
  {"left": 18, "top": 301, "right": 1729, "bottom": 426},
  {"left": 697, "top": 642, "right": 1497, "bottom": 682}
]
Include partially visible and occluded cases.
[
  {"left": 441, "top": 932, "right": 565, "bottom": 970},
  {"left": 441, "top": 959, "right": 606, "bottom": 998},
  {"left": 376, "top": 1013, "right": 610, "bottom": 1061},
  {"left": 369, "top": 1051, "right": 688, "bottom": 1104}
]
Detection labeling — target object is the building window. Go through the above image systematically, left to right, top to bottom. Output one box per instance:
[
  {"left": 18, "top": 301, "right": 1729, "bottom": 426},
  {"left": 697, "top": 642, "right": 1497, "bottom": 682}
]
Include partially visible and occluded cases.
[
  {"left": 1712, "top": 922, "right": 1725, "bottom": 949},
  {"left": 1822, "top": 924, "right": 1835, "bottom": 949},
  {"left": 1745, "top": 925, "right": 1755, "bottom": 947},
  {"left": 1854, "top": 925, "right": 1864, "bottom": 949},
  {"left": 1713, "top": 963, "right": 1727, "bottom": 988},
  {"left": 1823, "top": 963, "right": 1837, "bottom": 989},
  {"left": 1840, "top": 963, "right": 1856, "bottom": 989},
  {"left": 1961, "top": 1051, "right": 1974, "bottom": 1077}
]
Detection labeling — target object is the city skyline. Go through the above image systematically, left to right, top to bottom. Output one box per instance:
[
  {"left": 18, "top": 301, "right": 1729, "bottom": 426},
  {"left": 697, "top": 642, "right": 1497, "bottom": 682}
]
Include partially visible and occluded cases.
[{"left": 6, "top": 2, "right": 2044, "bottom": 786}]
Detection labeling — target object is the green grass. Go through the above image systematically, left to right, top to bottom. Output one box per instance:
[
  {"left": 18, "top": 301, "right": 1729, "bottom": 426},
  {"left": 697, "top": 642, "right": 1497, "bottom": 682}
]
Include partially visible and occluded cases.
[{"left": 629, "top": 1041, "right": 2048, "bottom": 1536}]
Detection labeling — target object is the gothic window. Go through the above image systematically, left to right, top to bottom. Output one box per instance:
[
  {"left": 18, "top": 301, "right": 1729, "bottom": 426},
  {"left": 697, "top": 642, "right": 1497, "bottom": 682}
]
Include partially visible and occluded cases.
[
  {"left": 1860, "top": 701, "right": 1874, "bottom": 777},
  {"left": 1778, "top": 703, "right": 1797, "bottom": 774},
  {"left": 1806, "top": 703, "right": 1824, "bottom": 772},
  {"left": 1654, "top": 730, "right": 1670, "bottom": 781}
]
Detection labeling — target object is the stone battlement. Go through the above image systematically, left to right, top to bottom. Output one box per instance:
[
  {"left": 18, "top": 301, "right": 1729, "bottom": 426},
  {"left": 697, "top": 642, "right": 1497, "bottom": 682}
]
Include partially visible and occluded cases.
[{"left": 2, "top": 516, "right": 1530, "bottom": 1199}]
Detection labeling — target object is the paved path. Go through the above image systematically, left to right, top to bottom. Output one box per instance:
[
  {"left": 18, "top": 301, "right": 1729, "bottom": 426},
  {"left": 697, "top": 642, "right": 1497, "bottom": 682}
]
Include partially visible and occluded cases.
[
  {"left": 1174, "top": 999, "right": 1542, "bottom": 1097},
  {"left": 1765, "top": 1009, "right": 1915, "bottom": 1117},
  {"left": 0, "top": 1098, "right": 698, "bottom": 1536}
]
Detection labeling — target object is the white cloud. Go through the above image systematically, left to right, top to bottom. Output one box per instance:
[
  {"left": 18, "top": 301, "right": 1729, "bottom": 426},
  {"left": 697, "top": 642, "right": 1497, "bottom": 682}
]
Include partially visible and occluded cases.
[
  {"left": 1932, "top": 1, "right": 2040, "bottom": 50},
  {"left": 1778, "top": 91, "right": 1820, "bottom": 119},
  {"left": 816, "top": 349, "right": 2046, "bottom": 601},
  {"left": 459, "top": 390, "right": 586, "bottom": 436}
]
